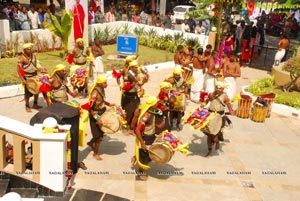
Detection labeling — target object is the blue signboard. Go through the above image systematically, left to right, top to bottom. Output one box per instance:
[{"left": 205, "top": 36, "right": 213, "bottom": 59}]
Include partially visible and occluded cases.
[{"left": 117, "top": 35, "right": 138, "bottom": 56}]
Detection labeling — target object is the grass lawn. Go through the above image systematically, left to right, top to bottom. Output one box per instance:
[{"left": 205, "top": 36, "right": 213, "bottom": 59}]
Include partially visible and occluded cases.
[{"left": 0, "top": 44, "right": 174, "bottom": 86}]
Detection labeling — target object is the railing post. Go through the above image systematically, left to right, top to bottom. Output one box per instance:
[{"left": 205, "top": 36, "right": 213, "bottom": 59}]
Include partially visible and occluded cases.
[
  {"left": 0, "top": 130, "right": 7, "bottom": 169},
  {"left": 13, "top": 136, "right": 26, "bottom": 172},
  {"left": 31, "top": 140, "right": 40, "bottom": 182}
]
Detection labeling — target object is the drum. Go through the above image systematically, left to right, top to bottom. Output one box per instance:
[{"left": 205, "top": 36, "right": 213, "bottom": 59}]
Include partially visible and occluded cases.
[
  {"left": 26, "top": 76, "right": 42, "bottom": 94},
  {"left": 170, "top": 93, "right": 186, "bottom": 111},
  {"left": 259, "top": 93, "right": 275, "bottom": 118},
  {"left": 236, "top": 98, "right": 252, "bottom": 119},
  {"left": 251, "top": 102, "right": 267, "bottom": 123},
  {"left": 99, "top": 109, "right": 121, "bottom": 134},
  {"left": 200, "top": 112, "right": 222, "bottom": 135},
  {"left": 148, "top": 133, "right": 174, "bottom": 164}
]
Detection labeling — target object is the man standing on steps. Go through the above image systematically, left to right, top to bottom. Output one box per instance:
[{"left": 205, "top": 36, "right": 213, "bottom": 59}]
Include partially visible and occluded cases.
[{"left": 274, "top": 33, "right": 290, "bottom": 66}]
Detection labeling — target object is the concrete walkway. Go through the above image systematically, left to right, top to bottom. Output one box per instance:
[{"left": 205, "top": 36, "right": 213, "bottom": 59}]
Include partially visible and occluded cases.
[{"left": 1, "top": 67, "right": 300, "bottom": 201}]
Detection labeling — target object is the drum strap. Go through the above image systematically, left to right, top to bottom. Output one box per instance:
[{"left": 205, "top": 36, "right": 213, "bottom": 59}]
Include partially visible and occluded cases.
[{"left": 215, "top": 93, "right": 226, "bottom": 107}]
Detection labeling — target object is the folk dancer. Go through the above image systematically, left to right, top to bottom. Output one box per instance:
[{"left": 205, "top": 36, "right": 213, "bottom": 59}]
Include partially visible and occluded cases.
[
  {"left": 70, "top": 38, "right": 92, "bottom": 97},
  {"left": 17, "top": 43, "right": 51, "bottom": 112},
  {"left": 121, "top": 60, "right": 149, "bottom": 132},
  {"left": 49, "top": 64, "right": 77, "bottom": 103},
  {"left": 165, "top": 67, "right": 188, "bottom": 131},
  {"left": 86, "top": 74, "right": 115, "bottom": 160},
  {"left": 157, "top": 81, "right": 173, "bottom": 132},
  {"left": 201, "top": 81, "right": 235, "bottom": 157},
  {"left": 132, "top": 96, "right": 166, "bottom": 180}
]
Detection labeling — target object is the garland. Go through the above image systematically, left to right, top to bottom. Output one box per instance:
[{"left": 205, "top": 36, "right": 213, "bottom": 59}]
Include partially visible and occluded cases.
[{"left": 183, "top": 108, "right": 216, "bottom": 130}]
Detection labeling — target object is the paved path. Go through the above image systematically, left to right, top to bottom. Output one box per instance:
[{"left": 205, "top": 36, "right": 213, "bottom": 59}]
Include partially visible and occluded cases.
[{"left": 1, "top": 66, "right": 300, "bottom": 201}]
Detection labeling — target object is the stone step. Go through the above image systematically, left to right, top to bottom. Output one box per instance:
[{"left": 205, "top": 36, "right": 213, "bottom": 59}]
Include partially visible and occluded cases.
[
  {"left": 0, "top": 180, "right": 9, "bottom": 197},
  {"left": 9, "top": 188, "right": 38, "bottom": 198}
]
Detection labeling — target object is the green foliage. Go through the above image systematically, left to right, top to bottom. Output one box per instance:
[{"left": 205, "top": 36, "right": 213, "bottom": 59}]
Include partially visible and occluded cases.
[
  {"left": 42, "top": 9, "right": 73, "bottom": 52},
  {"left": 282, "top": 56, "right": 300, "bottom": 91},
  {"left": 248, "top": 76, "right": 300, "bottom": 109},
  {"left": 248, "top": 76, "right": 275, "bottom": 96}
]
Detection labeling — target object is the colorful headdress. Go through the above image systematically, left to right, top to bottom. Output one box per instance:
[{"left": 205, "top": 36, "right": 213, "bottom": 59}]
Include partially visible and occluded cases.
[
  {"left": 76, "top": 38, "right": 84, "bottom": 44},
  {"left": 22, "top": 43, "right": 33, "bottom": 51},
  {"left": 129, "top": 60, "right": 138, "bottom": 68},
  {"left": 51, "top": 64, "right": 66, "bottom": 77},
  {"left": 173, "top": 67, "right": 183, "bottom": 75},
  {"left": 160, "top": 81, "right": 172, "bottom": 90},
  {"left": 215, "top": 81, "right": 228, "bottom": 89},
  {"left": 138, "top": 96, "right": 158, "bottom": 123}
]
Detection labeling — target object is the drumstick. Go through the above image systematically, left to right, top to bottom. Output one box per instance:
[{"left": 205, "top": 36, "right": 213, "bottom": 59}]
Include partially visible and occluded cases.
[{"left": 147, "top": 149, "right": 163, "bottom": 160}]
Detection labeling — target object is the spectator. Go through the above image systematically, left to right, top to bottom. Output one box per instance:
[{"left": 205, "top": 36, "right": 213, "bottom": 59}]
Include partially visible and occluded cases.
[
  {"left": 49, "top": 0, "right": 56, "bottom": 15},
  {"left": 127, "top": 1, "right": 132, "bottom": 21},
  {"left": 28, "top": 5, "right": 39, "bottom": 29},
  {"left": 88, "top": 5, "right": 95, "bottom": 24},
  {"left": 18, "top": 6, "right": 30, "bottom": 30},
  {"left": 37, "top": 7, "right": 44, "bottom": 28},
  {"left": 43, "top": 7, "right": 52, "bottom": 25},
  {"left": 94, "top": 7, "right": 104, "bottom": 23},
  {"left": 105, "top": 7, "right": 116, "bottom": 23},
  {"left": 116, "top": 9, "right": 122, "bottom": 21},
  {"left": 140, "top": 10, "right": 148, "bottom": 24},
  {"left": 8, "top": 11, "right": 19, "bottom": 32},
  {"left": 132, "top": 11, "right": 140, "bottom": 23},
  {"left": 153, "top": 12, "right": 162, "bottom": 27},
  {"left": 162, "top": 12, "right": 172, "bottom": 29},
  {"left": 187, "top": 16, "right": 196, "bottom": 33},
  {"left": 181, "top": 19, "right": 190, "bottom": 32},
  {"left": 202, "top": 19, "right": 210, "bottom": 35},
  {"left": 235, "top": 20, "right": 246, "bottom": 53},
  {"left": 195, "top": 21, "right": 205, "bottom": 34}
]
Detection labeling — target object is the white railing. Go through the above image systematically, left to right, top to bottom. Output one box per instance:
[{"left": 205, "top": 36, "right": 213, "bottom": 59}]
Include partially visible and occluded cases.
[{"left": 0, "top": 115, "right": 68, "bottom": 192}]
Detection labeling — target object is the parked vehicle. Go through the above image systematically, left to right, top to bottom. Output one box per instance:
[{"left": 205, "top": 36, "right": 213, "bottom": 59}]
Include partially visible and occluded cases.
[{"left": 173, "top": 5, "right": 196, "bottom": 24}]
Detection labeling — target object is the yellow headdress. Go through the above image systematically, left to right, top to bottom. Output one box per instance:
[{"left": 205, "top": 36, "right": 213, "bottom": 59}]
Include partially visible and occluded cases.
[
  {"left": 76, "top": 38, "right": 84, "bottom": 44},
  {"left": 22, "top": 43, "right": 33, "bottom": 52},
  {"left": 125, "top": 55, "right": 137, "bottom": 63},
  {"left": 129, "top": 60, "right": 138, "bottom": 68},
  {"left": 51, "top": 64, "right": 66, "bottom": 77},
  {"left": 173, "top": 67, "right": 183, "bottom": 75},
  {"left": 89, "top": 74, "right": 107, "bottom": 99},
  {"left": 96, "top": 74, "right": 107, "bottom": 84},
  {"left": 160, "top": 81, "right": 172, "bottom": 90},
  {"left": 138, "top": 96, "right": 158, "bottom": 123}
]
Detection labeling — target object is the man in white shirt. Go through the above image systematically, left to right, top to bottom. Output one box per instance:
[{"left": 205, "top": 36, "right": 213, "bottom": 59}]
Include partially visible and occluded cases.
[
  {"left": 28, "top": 6, "right": 39, "bottom": 29},
  {"left": 105, "top": 7, "right": 116, "bottom": 23},
  {"left": 181, "top": 19, "right": 190, "bottom": 32}
]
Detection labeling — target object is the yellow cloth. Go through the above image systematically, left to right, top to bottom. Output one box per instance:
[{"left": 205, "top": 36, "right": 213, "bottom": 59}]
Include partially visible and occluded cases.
[
  {"left": 76, "top": 38, "right": 84, "bottom": 44},
  {"left": 22, "top": 43, "right": 33, "bottom": 51},
  {"left": 125, "top": 55, "right": 136, "bottom": 62},
  {"left": 129, "top": 60, "right": 138, "bottom": 68},
  {"left": 51, "top": 64, "right": 66, "bottom": 77},
  {"left": 173, "top": 67, "right": 183, "bottom": 75},
  {"left": 88, "top": 74, "right": 107, "bottom": 99},
  {"left": 160, "top": 81, "right": 172, "bottom": 89},
  {"left": 137, "top": 96, "right": 158, "bottom": 123},
  {"left": 79, "top": 109, "right": 89, "bottom": 147},
  {"left": 135, "top": 138, "right": 150, "bottom": 170}
]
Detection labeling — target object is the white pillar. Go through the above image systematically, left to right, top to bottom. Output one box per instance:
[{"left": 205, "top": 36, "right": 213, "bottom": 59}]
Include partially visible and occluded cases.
[
  {"left": 159, "top": 0, "right": 167, "bottom": 16},
  {"left": 0, "top": 20, "right": 11, "bottom": 53}
]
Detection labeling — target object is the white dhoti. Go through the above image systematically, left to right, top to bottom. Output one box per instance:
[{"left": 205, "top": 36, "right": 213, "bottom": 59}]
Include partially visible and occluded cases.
[
  {"left": 274, "top": 49, "right": 286, "bottom": 66},
  {"left": 94, "top": 56, "right": 104, "bottom": 78},
  {"left": 190, "top": 69, "right": 204, "bottom": 102},
  {"left": 204, "top": 74, "right": 215, "bottom": 94},
  {"left": 224, "top": 77, "right": 236, "bottom": 100}
]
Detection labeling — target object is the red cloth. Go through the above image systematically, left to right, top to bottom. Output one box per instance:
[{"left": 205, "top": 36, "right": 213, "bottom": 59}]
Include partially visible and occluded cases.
[
  {"left": 247, "top": 2, "right": 255, "bottom": 16},
  {"left": 72, "top": 3, "right": 85, "bottom": 41},
  {"left": 68, "top": 54, "right": 74, "bottom": 64},
  {"left": 18, "top": 63, "right": 25, "bottom": 76},
  {"left": 112, "top": 69, "right": 122, "bottom": 78},
  {"left": 122, "top": 82, "right": 131, "bottom": 91},
  {"left": 81, "top": 101, "right": 93, "bottom": 111}
]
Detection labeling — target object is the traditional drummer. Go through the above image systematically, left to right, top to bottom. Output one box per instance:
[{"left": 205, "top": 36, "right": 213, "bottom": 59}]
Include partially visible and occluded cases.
[
  {"left": 71, "top": 38, "right": 92, "bottom": 97},
  {"left": 17, "top": 43, "right": 50, "bottom": 112},
  {"left": 121, "top": 60, "right": 149, "bottom": 132},
  {"left": 49, "top": 64, "right": 77, "bottom": 103},
  {"left": 165, "top": 67, "right": 188, "bottom": 131},
  {"left": 87, "top": 74, "right": 115, "bottom": 160},
  {"left": 157, "top": 81, "right": 172, "bottom": 132},
  {"left": 202, "top": 81, "right": 234, "bottom": 157},
  {"left": 132, "top": 96, "right": 165, "bottom": 180}
]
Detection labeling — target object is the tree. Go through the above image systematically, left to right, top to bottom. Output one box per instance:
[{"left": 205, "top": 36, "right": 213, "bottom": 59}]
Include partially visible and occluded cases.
[
  {"left": 42, "top": 9, "right": 73, "bottom": 60},
  {"left": 282, "top": 56, "right": 300, "bottom": 92}
]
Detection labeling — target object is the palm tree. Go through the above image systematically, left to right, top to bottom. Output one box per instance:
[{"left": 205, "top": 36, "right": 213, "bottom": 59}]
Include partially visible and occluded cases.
[{"left": 42, "top": 9, "right": 73, "bottom": 60}]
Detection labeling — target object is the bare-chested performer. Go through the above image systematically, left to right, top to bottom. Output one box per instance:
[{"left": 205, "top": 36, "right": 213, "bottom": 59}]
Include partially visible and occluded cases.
[
  {"left": 274, "top": 33, "right": 290, "bottom": 66},
  {"left": 92, "top": 37, "right": 105, "bottom": 78},
  {"left": 174, "top": 45, "right": 185, "bottom": 66},
  {"left": 190, "top": 47, "right": 206, "bottom": 103},
  {"left": 204, "top": 50, "right": 219, "bottom": 93},
  {"left": 223, "top": 54, "right": 241, "bottom": 99}
]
